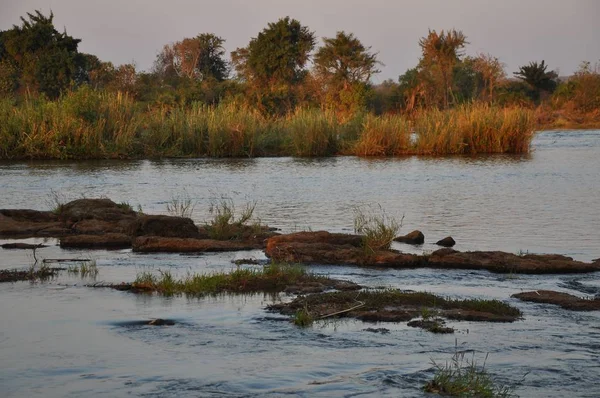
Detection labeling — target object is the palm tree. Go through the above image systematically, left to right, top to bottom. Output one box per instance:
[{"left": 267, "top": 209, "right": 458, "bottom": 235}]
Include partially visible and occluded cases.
[{"left": 419, "top": 29, "right": 468, "bottom": 108}]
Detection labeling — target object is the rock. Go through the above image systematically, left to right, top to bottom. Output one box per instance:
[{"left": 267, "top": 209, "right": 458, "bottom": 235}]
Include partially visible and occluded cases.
[
  {"left": 58, "top": 199, "right": 137, "bottom": 222},
  {"left": 0, "top": 210, "right": 66, "bottom": 238},
  {"left": 129, "top": 215, "right": 200, "bottom": 238},
  {"left": 71, "top": 219, "right": 133, "bottom": 235},
  {"left": 394, "top": 230, "right": 425, "bottom": 245},
  {"left": 265, "top": 231, "right": 421, "bottom": 267},
  {"left": 267, "top": 231, "right": 363, "bottom": 248},
  {"left": 60, "top": 233, "right": 132, "bottom": 249},
  {"left": 132, "top": 236, "right": 261, "bottom": 253},
  {"left": 436, "top": 236, "right": 456, "bottom": 247},
  {"left": 1, "top": 243, "right": 47, "bottom": 250},
  {"left": 428, "top": 249, "right": 600, "bottom": 274},
  {"left": 512, "top": 290, "right": 600, "bottom": 311},
  {"left": 407, "top": 318, "right": 454, "bottom": 334},
  {"left": 148, "top": 319, "right": 175, "bottom": 326},
  {"left": 363, "top": 327, "right": 390, "bottom": 334}
]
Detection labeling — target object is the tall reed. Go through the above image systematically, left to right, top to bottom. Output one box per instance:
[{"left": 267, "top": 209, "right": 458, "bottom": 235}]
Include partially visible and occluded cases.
[
  {"left": 0, "top": 89, "right": 536, "bottom": 159},
  {"left": 413, "top": 104, "right": 535, "bottom": 155},
  {"left": 353, "top": 114, "right": 412, "bottom": 156}
]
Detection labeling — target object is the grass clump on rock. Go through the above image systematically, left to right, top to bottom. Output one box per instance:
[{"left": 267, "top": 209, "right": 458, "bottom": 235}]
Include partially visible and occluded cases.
[
  {"left": 353, "top": 205, "right": 401, "bottom": 252},
  {"left": 131, "top": 263, "right": 357, "bottom": 297},
  {"left": 269, "top": 289, "right": 522, "bottom": 330},
  {"left": 425, "top": 349, "right": 517, "bottom": 397}
]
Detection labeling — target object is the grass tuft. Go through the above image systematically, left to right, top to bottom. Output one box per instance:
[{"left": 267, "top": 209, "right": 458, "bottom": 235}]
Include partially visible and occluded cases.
[
  {"left": 353, "top": 204, "right": 402, "bottom": 252},
  {"left": 425, "top": 348, "right": 518, "bottom": 397}
]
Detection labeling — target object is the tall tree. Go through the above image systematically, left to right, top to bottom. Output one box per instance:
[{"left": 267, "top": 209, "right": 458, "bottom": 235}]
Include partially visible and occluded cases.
[
  {"left": 0, "top": 10, "right": 86, "bottom": 98},
  {"left": 231, "top": 17, "right": 315, "bottom": 114},
  {"left": 418, "top": 29, "right": 467, "bottom": 108},
  {"left": 313, "top": 31, "right": 381, "bottom": 114},
  {"left": 314, "top": 31, "right": 380, "bottom": 87},
  {"left": 154, "top": 33, "right": 228, "bottom": 81},
  {"left": 472, "top": 53, "right": 505, "bottom": 102},
  {"left": 513, "top": 60, "right": 558, "bottom": 100}
]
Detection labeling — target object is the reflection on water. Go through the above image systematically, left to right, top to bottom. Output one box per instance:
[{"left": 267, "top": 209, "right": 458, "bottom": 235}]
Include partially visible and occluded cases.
[{"left": 1, "top": 131, "right": 600, "bottom": 397}]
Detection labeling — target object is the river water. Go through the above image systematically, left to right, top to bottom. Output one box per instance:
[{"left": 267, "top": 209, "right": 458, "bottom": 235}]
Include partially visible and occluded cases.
[{"left": 1, "top": 130, "right": 599, "bottom": 397}]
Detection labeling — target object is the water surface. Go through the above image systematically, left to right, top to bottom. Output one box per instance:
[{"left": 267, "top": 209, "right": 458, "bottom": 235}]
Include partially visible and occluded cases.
[{"left": 1, "top": 130, "right": 599, "bottom": 397}]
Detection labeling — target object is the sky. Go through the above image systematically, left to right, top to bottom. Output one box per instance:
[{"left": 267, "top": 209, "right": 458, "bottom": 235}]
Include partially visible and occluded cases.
[{"left": 1, "top": 0, "right": 599, "bottom": 82}]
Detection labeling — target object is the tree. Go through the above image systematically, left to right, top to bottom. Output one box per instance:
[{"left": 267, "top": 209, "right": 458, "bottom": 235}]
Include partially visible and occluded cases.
[
  {"left": 0, "top": 10, "right": 86, "bottom": 98},
  {"left": 231, "top": 17, "right": 315, "bottom": 114},
  {"left": 418, "top": 29, "right": 468, "bottom": 108},
  {"left": 313, "top": 31, "right": 380, "bottom": 114},
  {"left": 314, "top": 31, "right": 380, "bottom": 87},
  {"left": 154, "top": 33, "right": 228, "bottom": 82},
  {"left": 472, "top": 53, "right": 505, "bottom": 102},
  {"left": 513, "top": 60, "right": 558, "bottom": 101}
]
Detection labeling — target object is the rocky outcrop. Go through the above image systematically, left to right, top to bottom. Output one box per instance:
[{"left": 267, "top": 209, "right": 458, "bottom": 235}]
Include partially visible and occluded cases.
[
  {"left": 59, "top": 199, "right": 137, "bottom": 222},
  {"left": 0, "top": 210, "right": 66, "bottom": 237},
  {"left": 129, "top": 215, "right": 200, "bottom": 238},
  {"left": 394, "top": 230, "right": 425, "bottom": 245},
  {"left": 265, "top": 231, "right": 422, "bottom": 267},
  {"left": 265, "top": 232, "right": 600, "bottom": 274},
  {"left": 60, "top": 233, "right": 132, "bottom": 249},
  {"left": 132, "top": 236, "right": 262, "bottom": 253},
  {"left": 436, "top": 236, "right": 456, "bottom": 247},
  {"left": 428, "top": 249, "right": 600, "bottom": 274},
  {"left": 512, "top": 290, "right": 600, "bottom": 311}
]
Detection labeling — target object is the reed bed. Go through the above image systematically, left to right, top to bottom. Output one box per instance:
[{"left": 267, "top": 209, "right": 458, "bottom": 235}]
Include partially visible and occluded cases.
[{"left": 0, "top": 89, "right": 535, "bottom": 159}]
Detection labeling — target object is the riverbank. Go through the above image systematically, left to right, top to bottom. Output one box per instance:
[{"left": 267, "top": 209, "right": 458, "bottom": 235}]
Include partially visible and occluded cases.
[{"left": 0, "top": 90, "right": 535, "bottom": 159}]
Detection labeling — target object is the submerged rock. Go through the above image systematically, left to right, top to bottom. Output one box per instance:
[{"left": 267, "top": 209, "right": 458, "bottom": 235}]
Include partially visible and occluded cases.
[
  {"left": 394, "top": 230, "right": 425, "bottom": 245},
  {"left": 60, "top": 233, "right": 132, "bottom": 249},
  {"left": 132, "top": 236, "right": 262, "bottom": 253},
  {"left": 436, "top": 236, "right": 456, "bottom": 247},
  {"left": 1, "top": 243, "right": 47, "bottom": 250},
  {"left": 428, "top": 249, "right": 600, "bottom": 274},
  {"left": 512, "top": 290, "right": 600, "bottom": 311}
]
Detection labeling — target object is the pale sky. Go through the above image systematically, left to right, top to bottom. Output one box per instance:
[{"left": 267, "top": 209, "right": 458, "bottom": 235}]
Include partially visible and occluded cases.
[{"left": 1, "top": 0, "right": 599, "bottom": 81}]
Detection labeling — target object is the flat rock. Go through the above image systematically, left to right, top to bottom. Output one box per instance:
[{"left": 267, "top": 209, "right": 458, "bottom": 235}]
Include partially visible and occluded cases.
[
  {"left": 0, "top": 211, "right": 66, "bottom": 238},
  {"left": 129, "top": 215, "right": 200, "bottom": 238},
  {"left": 394, "top": 230, "right": 425, "bottom": 245},
  {"left": 265, "top": 231, "right": 421, "bottom": 267},
  {"left": 60, "top": 233, "right": 132, "bottom": 249},
  {"left": 132, "top": 236, "right": 261, "bottom": 253},
  {"left": 436, "top": 236, "right": 456, "bottom": 247},
  {"left": 428, "top": 249, "right": 600, "bottom": 274},
  {"left": 512, "top": 290, "right": 600, "bottom": 311}
]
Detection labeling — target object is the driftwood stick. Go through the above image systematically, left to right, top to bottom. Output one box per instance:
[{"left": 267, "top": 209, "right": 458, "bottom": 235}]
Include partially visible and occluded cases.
[{"left": 319, "top": 301, "right": 365, "bottom": 319}]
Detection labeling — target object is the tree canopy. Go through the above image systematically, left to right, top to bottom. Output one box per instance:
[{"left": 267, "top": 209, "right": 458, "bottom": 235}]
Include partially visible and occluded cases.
[{"left": 0, "top": 10, "right": 86, "bottom": 98}]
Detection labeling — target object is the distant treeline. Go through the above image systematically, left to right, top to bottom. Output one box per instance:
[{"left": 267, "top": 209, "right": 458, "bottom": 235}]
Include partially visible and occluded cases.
[{"left": 0, "top": 10, "right": 597, "bottom": 159}]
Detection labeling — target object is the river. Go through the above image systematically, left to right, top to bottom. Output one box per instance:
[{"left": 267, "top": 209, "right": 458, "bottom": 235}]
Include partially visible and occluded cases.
[{"left": 1, "top": 130, "right": 599, "bottom": 397}]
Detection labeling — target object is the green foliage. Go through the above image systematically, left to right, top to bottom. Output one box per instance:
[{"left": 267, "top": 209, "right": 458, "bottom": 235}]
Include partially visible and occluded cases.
[
  {"left": 0, "top": 10, "right": 86, "bottom": 98},
  {"left": 232, "top": 17, "right": 315, "bottom": 114},
  {"left": 418, "top": 29, "right": 468, "bottom": 108},
  {"left": 513, "top": 60, "right": 558, "bottom": 102},
  {"left": 283, "top": 108, "right": 339, "bottom": 156},
  {"left": 166, "top": 191, "right": 196, "bottom": 218},
  {"left": 207, "top": 197, "right": 257, "bottom": 239},
  {"left": 353, "top": 205, "right": 401, "bottom": 252},
  {"left": 132, "top": 263, "right": 313, "bottom": 297},
  {"left": 293, "top": 307, "right": 314, "bottom": 327},
  {"left": 425, "top": 350, "right": 517, "bottom": 397}
]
